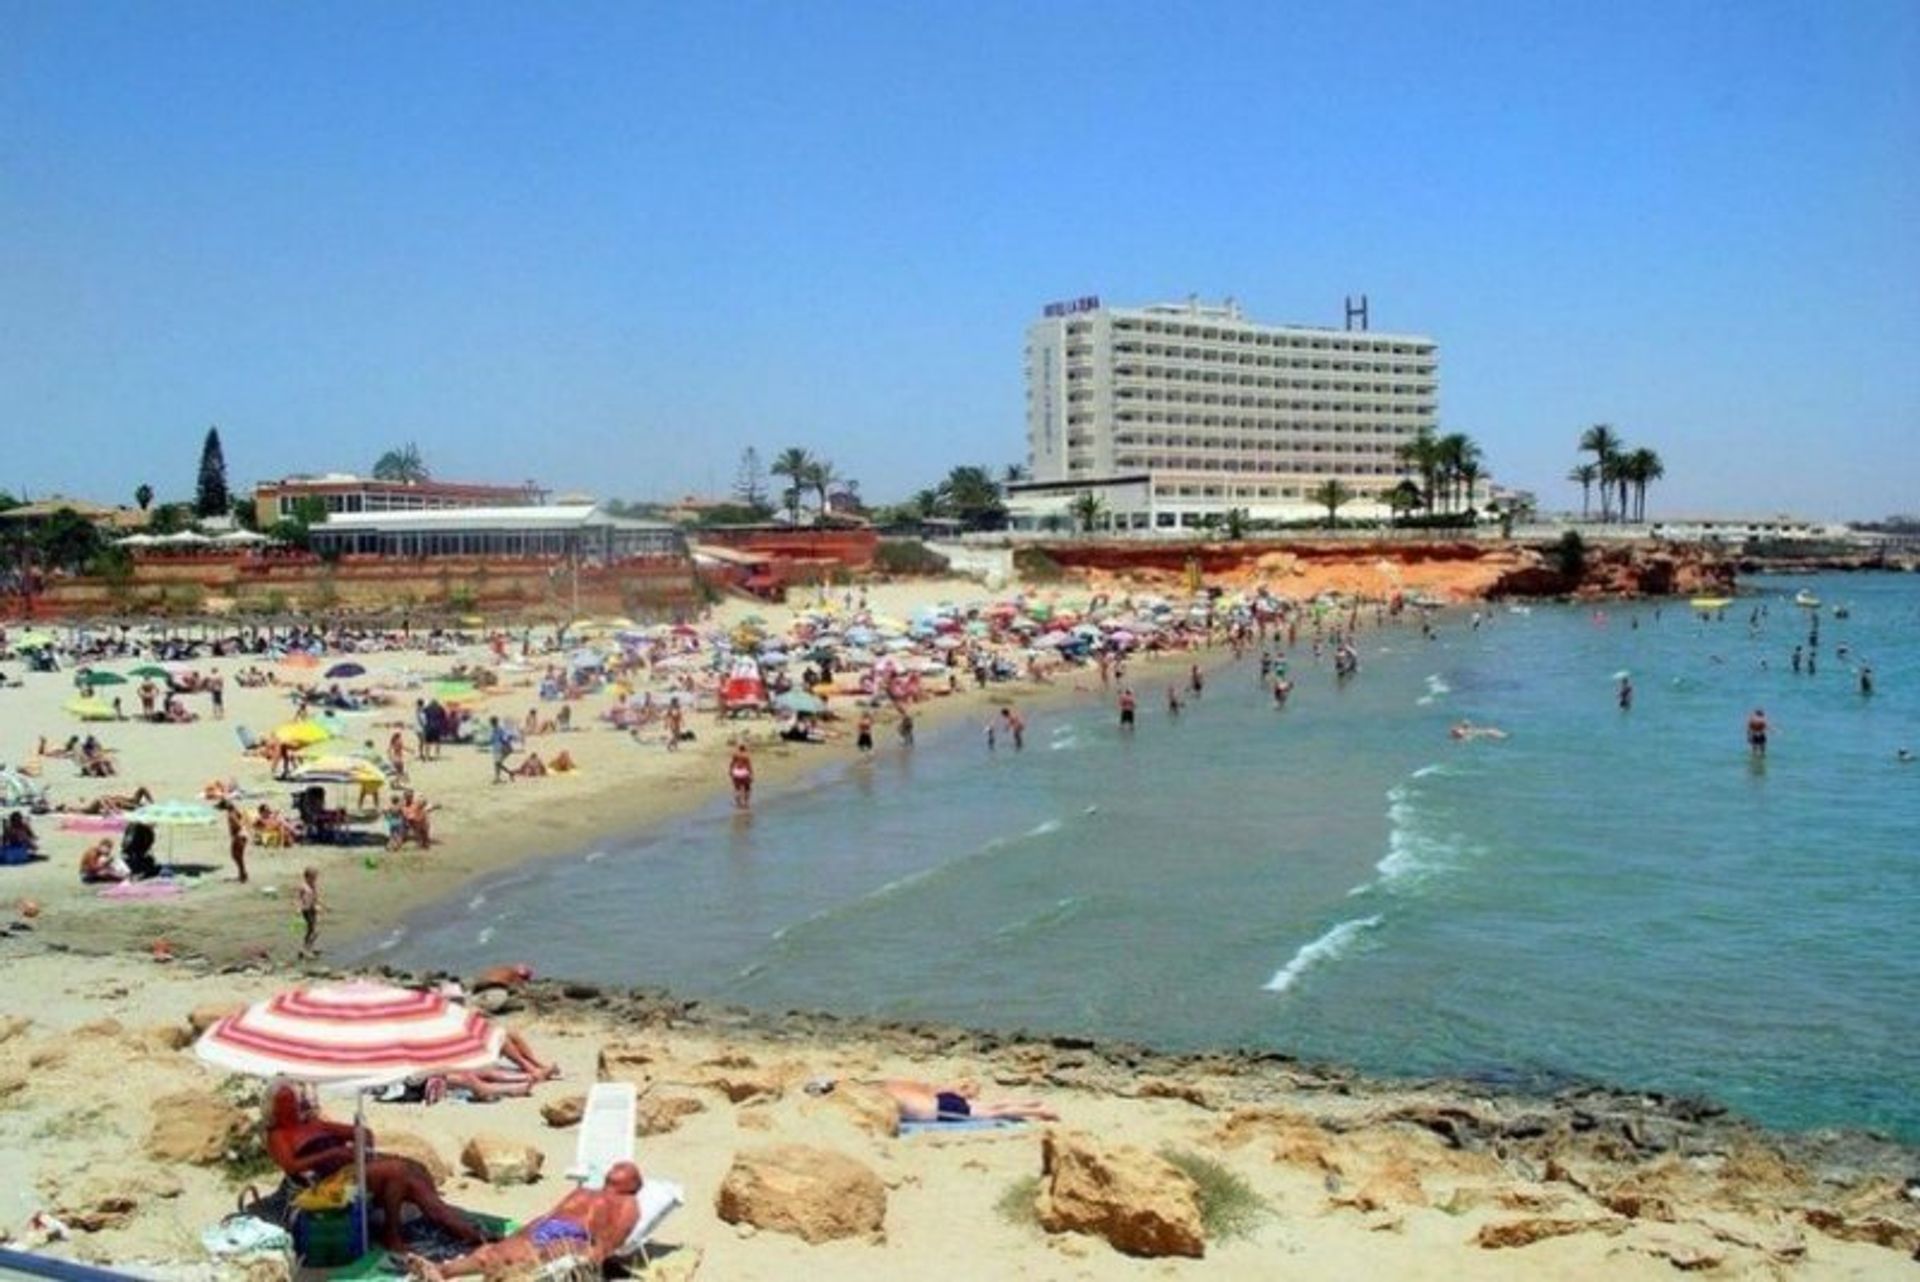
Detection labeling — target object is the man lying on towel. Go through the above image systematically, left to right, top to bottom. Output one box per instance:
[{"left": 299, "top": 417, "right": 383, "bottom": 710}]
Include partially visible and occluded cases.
[
  {"left": 880, "top": 1077, "right": 1059, "bottom": 1123},
  {"left": 404, "top": 1161, "right": 643, "bottom": 1281}
]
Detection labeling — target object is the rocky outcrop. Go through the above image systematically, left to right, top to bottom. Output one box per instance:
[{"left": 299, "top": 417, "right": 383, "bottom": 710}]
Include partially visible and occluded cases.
[
  {"left": 144, "top": 1090, "right": 249, "bottom": 1165},
  {"left": 639, "top": 1093, "right": 707, "bottom": 1135},
  {"left": 541, "top": 1094, "right": 587, "bottom": 1128},
  {"left": 1034, "top": 1130, "right": 1206, "bottom": 1259},
  {"left": 459, "top": 1135, "right": 544, "bottom": 1185},
  {"left": 714, "top": 1144, "right": 887, "bottom": 1243}
]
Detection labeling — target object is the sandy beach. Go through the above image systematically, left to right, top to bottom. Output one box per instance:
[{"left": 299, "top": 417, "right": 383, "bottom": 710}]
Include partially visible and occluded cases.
[
  {"left": 5, "top": 574, "right": 1918, "bottom": 1278},
  {"left": 3, "top": 581, "right": 1105, "bottom": 964},
  {"left": 1, "top": 947, "right": 1915, "bottom": 1279}
]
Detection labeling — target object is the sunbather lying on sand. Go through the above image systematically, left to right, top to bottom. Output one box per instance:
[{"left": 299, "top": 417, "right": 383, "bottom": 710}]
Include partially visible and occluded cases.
[
  {"left": 54, "top": 786, "right": 153, "bottom": 815},
  {"left": 877, "top": 1077, "right": 1059, "bottom": 1123},
  {"left": 404, "top": 1162, "right": 644, "bottom": 1281}
]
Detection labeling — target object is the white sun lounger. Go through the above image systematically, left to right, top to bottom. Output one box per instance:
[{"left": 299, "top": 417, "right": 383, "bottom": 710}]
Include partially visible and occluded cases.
[{"left": 568, "top": 1081, "right": 637, "bottom": 1188}]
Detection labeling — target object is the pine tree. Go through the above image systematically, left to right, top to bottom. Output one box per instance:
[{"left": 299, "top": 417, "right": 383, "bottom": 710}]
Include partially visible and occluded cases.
[
  {"left": 195, "top": 427, "right": 230, "bottom": 517},
  {"left": 733, "top": 447, "right": 769, "bottom": 514}
]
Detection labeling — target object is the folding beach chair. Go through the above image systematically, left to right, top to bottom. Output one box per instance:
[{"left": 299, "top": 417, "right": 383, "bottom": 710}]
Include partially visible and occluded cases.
[{"left": 567, "top": 1082, "right": 637, "bottom": 1188}]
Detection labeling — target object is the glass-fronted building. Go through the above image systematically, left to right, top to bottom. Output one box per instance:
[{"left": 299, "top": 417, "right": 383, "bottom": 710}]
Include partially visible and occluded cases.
[{"left": 309, "top": 505, "right": 683, "bottom": 561}]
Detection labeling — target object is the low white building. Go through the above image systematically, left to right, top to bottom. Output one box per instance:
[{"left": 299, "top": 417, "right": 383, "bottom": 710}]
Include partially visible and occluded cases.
[{"left": 309, "top": 504, "right": 683, "bottom": 560}]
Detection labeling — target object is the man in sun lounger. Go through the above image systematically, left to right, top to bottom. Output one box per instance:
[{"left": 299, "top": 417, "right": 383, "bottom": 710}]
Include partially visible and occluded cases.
[{"left": 404, "top": 1161, "right": 644, "bottom": 1281}]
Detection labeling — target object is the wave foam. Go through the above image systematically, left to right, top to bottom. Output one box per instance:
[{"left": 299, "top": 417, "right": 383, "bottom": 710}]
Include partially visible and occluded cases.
[{"left": 1264, "top": 915, "right": 1383, "bottom": 993}]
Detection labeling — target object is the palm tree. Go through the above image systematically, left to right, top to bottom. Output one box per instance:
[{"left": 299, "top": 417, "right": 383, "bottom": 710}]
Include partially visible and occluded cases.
[
  {"left": 1578, "top": 424, "right": 1623, "bottom": 520},
  {"left": 1396, "top": 427, "right": 1441, "bottom": 515},
  {"left": 1435, "top": 433, "right": 1472, "bottom": 514},
  {"left": 1454, "top": 440, "right": 1484, "bottom": 513},
  {"left": 371, "top": 442, "right": 430, "bottom": 483},
  {"left": 1625, "top": 447, "right": 1664, "bottom": 522},
  {"left": 769, "top": 448, "right": 814, "bottom": 523},
  {"left": 1601, "top": 452, "right": 1632, "bottom": 526},
  {"left": 806, "top": 459, "right": 837, "bottom": 515},
  {"left": 1001, "top": 463, "right": 1030, "bottom": 486},
  {"left": 1567, "top": 463, "right": 1598, "bottom": 520},
  {"left": 942, "top": 465, "right": 1006, "bottom": 529},
  {"left": 1309, "top": 478, "right": 1356, "bottom": 529},
  {"left": 1386, "top": 479, "right": 1425, "bottom": 527},
  {"left": 134, "top": 484, "right": 154, "bottom": 512},
  {"left": 911, "top": 488, "right": 946, "bottom": 520},
  {"left": 1070, "top": 490, "right": 1107, "bottom": 534},
  {"left": 1222, "top": 506, "right": 1249, "bottom": 540}
]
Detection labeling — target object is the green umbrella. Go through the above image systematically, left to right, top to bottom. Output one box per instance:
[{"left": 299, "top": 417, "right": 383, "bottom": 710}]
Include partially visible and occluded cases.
[
  {"left": 128, "top": 665, "right": 171, "bottom": 679},
  {"left": 83, "top": 671, "right": 129, "bottom": 687},
  {"left": 128, "top": 801, "right": 221, "bottom": 827}
]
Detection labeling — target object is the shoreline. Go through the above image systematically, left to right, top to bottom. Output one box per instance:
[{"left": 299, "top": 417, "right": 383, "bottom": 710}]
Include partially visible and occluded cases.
[{"left": 2, "top": 941, "right": 1915, "bottom": 1277}]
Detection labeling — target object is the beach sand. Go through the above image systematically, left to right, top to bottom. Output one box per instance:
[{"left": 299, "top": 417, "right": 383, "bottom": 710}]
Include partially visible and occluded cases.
[
  {"left": 5, "top": 575, "right": 1916, "bottom": 1276},
  {"left": 4, "top": 581, "right": 1093, "bottom": 963},
  {"left": 0, "top": 948, "right": 1912, "bottom": 1279}
]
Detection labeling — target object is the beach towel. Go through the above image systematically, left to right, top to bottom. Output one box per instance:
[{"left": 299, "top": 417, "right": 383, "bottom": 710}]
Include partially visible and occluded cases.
[
  {"left": 60, "top": 815, "right": 128, "bottom": 833},
  {"left": 98, "top": 880, "right": 185, "bottom": 900},
  {"left": 899, "top": 1117, "right": 1027, "bottom": 1135}
]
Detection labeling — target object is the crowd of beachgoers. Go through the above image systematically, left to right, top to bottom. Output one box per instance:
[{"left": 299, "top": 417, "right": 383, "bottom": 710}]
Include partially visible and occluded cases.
[{"left": 1, "top": 578, "right": 1917, "bottom": 1279}]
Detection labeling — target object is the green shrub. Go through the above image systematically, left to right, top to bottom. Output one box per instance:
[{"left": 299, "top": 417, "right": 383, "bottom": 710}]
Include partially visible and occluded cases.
[
  {"left": 1555, "top": 530, "right": 1587, "bottom": 581},
  {"left": 873, "top": 539, "right": 951, "bottom": 576},
  {"left": 1013, "top": 546, "right": 1064, "bottom": 581},
  {"left": 1159, "top": 1148, "right": 1269, "bottom": 1241}
]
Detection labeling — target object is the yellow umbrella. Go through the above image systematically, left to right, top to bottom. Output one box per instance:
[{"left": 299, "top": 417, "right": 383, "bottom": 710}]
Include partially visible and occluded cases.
[{"left": 271, "top": 720, "right": 333, "bottom": 747}]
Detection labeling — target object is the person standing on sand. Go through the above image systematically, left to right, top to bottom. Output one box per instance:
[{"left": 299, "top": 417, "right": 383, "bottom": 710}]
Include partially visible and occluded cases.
[
  {"left": 209, "top": 675, "right": 224, "bottom": 721},
  {"left": 665, "top": 698, "right": 684, "bottom": 752},
  {"left": 488, "top": 717, "right": 512, "bottom": 784},
  {"left": 387, "top": 730, "right": 409, "bottom": 783},
  {"left": 729, "top": 744, "right": 754, "bottom": 808},
  {"left": 224, "top": 801, "right": 248, "bottom": 884},
  {"left": 297, "top": 866, "right": 322, "bottom": 955}
]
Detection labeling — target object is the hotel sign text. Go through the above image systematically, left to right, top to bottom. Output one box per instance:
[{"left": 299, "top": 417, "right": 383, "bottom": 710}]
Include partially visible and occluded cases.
[{"left": 1042, "top": 296, "right": 1101, "bottom": 318}]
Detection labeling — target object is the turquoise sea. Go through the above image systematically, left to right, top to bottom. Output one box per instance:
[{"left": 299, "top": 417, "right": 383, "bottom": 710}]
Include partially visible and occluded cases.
[{"left": 364, "top": 572, "right": 1920, "bottom": 1141}]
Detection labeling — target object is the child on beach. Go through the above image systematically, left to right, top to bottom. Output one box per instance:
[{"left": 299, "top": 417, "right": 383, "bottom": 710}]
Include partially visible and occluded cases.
[
  {"left": 729, "top": 745, "right": 754, "bottom": 808},
  {"left": 297, "top": 867, "right": 323, "bottom": 956}
]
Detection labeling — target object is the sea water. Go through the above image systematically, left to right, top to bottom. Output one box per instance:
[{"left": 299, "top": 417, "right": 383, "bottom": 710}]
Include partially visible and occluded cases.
[{"left": 365, "top": 573, "right": 1920, "bottom": 1140}]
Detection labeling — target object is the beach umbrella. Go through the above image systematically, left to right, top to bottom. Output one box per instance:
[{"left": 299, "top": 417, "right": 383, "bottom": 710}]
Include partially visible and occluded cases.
[
  {"left": 325, "top": 662, "right": 367, "bottom": 680},
  {"left": 128, "top": 665, "right": 171, "bottom": 679},
  {"left": 82, "top": 670, "right": 128, "bottom": 687},
  {"left": 773, "top": 690, "right": 826, "bottom": 715},
  {"left": 64, "top": 696, "right": 117, "bottom": 722},
  {"left": 272, "top": 719, "right": 334, "bottom": 747},
  {"left": 0, "top": 768, "right": 44, "bottom": 807},
  {"left": 129, "top": 800, "right": 220, "bottom": 827},
  {"left": 196, "top": 980, "right": 505, "bottom": 1249}
]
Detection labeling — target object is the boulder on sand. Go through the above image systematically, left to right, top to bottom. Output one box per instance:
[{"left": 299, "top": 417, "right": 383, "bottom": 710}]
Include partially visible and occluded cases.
[
  {"left": 145, "top": 1089, "right": 249, "bottom": 1165},
  {"left": 1034, "top": 1130, "right": 1206, "bottom": 1259},
  {"left": 459, "top": 1135, "right": 544, "bottom": 1185},
  {"left": 714, "top": 1144, "right": 887, "bottom": 1243}
]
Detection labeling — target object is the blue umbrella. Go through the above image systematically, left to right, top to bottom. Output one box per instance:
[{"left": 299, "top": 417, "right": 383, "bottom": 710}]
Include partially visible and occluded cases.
[
  {"left": 325, "top": 662, "right": 367, "bottom": 680},
  {"left": 774, "top": 690, "right": 826, "bottom": 715}
]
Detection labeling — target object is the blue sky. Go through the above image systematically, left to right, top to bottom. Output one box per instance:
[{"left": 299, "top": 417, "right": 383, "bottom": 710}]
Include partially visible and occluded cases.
[{"left": 3, "top": 1, "right": 1915, "bottom": 519}]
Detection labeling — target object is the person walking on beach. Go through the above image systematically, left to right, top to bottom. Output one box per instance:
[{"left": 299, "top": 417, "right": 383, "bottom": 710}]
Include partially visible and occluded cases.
[
  {"left": 209, "top": 675, "right": 224, "bottom": 721},
  {"left": 1118, "top": 688, "right": 1137, "bottom": 731},
  {"left": 665, "top": 698, "right": 684, "bottom": 752},
  {"left": 1747, "top": 708, "right": 1769, "bottom": 757},
  {"left": 488, "top": 717, "right": 513, "bottom": 784},
  {"left": 387, "top": 730, "right": 409, "bottom": 784},
  {"left": 729, "top": 744, "right": 754, "bottom": 808},
  {"left": 224, "top": 801, "right": 248, "bottom": 884},
  {"left": 296, "top": 866, "right": 322, "bottom": 956}
]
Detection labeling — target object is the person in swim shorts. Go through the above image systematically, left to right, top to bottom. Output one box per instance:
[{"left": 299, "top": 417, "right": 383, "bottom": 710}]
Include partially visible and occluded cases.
[
  {"left": 1118, "top": 688, "right": 1136, "bottom": 730},
  {"left": 1747, "top": 708, "right": 1768, "bottom": 756},
  {"left": 876, "top": 1078, "right": 1059, "bottom": 1123},
  {"left": 405, "top": 1161, "right": 643, "bottom": 1280}
]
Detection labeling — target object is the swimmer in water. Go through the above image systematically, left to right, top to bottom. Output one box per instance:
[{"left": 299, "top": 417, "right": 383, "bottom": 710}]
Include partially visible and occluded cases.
[{"left": 1450, "top": 720, "right": 1508, "bottom": 742}]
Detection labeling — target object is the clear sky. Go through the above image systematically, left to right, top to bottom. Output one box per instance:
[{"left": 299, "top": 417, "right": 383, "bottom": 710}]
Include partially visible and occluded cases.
[{"left": 3, "top": 1, "right": 1916, "bottom": 519}]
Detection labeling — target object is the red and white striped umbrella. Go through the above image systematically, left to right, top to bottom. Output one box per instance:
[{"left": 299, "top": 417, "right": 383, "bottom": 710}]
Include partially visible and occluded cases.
[{"left": 196, "top": 980, "right": 504, "bottom": 1085}]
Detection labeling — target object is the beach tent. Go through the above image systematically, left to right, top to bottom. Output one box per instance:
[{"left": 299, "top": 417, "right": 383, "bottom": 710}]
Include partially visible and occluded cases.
[{"left": 719, "top": 658, "right": 769, "bottom": 713}]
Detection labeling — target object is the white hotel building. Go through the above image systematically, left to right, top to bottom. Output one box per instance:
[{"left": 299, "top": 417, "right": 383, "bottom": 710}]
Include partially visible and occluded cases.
[{"left": 1010, "top": 297, "right": 1438, "bottom": 532}]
